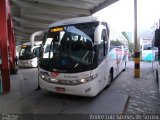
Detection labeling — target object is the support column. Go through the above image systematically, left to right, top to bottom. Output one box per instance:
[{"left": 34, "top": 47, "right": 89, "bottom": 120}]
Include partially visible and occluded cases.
[
  {"left": 0, "top": 0, "right": 10, "bottom": 93},
  {"left": 7, "top": 0, "right": 16, "bottom": 72},
  {"left": 134, "top": 0, "right": 140, "bottom": 78}
]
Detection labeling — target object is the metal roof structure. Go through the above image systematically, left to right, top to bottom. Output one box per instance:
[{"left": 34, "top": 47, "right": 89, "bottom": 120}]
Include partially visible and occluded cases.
[{"left": 10, "top": 0, "right": 119, "bottom": 43}]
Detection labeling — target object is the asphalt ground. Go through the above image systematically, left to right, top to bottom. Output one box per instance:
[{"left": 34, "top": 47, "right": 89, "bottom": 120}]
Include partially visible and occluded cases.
[
  {"left": 0, "top": 61, "right": 160, "bottom": 120},
  {"left": 108, "top": 61, "right": 160, "bottom": 114}
]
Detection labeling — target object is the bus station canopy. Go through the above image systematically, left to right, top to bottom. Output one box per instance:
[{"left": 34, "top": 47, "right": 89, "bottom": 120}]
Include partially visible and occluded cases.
[{"left": 10, "top": 0, "right": 119, "bottom": 43}]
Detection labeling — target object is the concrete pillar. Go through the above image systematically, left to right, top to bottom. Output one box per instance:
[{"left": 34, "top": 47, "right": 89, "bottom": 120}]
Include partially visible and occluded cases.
[{"left": 134, "top": 0, "right": 140, "bottom": 78}]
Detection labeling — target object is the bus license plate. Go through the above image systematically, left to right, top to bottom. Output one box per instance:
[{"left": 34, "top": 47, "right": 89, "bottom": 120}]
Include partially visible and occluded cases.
[{"left": 55, "top": 87, "right": 65, "bottom": 92}]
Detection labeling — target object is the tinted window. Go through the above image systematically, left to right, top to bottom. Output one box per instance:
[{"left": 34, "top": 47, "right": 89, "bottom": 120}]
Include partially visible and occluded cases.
[{"left": 40, "top": 22, "right": 98, "bottom": 72}]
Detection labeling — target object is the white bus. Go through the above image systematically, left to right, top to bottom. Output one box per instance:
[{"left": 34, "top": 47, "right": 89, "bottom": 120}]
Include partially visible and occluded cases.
[
  {"left": 36, "top": 17, "right": 128, "bottom": 97},
  {"left": 152, "top": 28, "right": 160, "bottom": 93},
  {"left": 18, "top": 41, "right": 42, "bottom": 67},
  {"left": 140, "top": 44, "right": 157, "bottom": 62}
]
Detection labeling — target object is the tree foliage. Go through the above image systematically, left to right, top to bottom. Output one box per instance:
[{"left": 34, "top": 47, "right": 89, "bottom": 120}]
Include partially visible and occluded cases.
[
  {"left": 122, "top": 31, "right": 133, "bottom": 52},
  {"left": 122, "top": 31, "right": 129, "bottom": 41},
  {"left": 110, "top": 39, "right": 123, "bottom": 46}
]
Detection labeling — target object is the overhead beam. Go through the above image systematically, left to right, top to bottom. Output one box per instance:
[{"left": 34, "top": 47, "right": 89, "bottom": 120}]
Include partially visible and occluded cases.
[
  {"left": 12, "top": 0, "right": 91, "bottom": 16},
  {"left": 30, "top": 0, "right": 93, "bottom": 9},
  {"left": 75, "top": 0, "right": 104, "bottom": 4},
  {"left": 91, "top": 0, "right": 119, "bottom": 14},
  {"left": 10, "top": 5, "right": 21, "bottom": 17},
  {"left": 21, "top": 8, "right": 80, "bottom": 17},
  {"left": 21, "top": 9, "right": 78, "bottom": 21},
  {"left": 21, "top": 13, "right": 60, "bottom": 22},
  {"left": 13, "top": 17, "right": 49, "bottom": 28},
  {"left": 13, "top": 17, "right": 50, "bottom": 25},
  {"left": 14, "top": 24, "right": 45, "bottom": 30},
  {"left": 20, "top": 24, "right": 46, "bottom": 29},
  {"left": 14, "top": 26, "right": 39, "bottom": 34},
  {"left": 15, "top": 31, "right": 31, "bottom": 35},
  {"left": 15, "top": 32, "right": 31, "bottom": 38},
  {"left": 15, "top": 35, "right": 26, "bottom": 39},
  {"left": 15, "top": 35, "right": 37, "bottom": 43},
  {"left": 15, "top": 37, "right": 30, "bottom": 42},
  {"left": 15, "top": 38, "right": 30, "bottom": 42}
]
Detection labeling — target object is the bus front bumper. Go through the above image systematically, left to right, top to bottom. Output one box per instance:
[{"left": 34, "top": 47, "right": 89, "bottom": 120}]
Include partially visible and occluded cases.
[
  {"left": 19, "top": 60, "right": 37, "bottom": 67},
  {"left": 39, "top": 76, "right": 99, "bottom": 97}
]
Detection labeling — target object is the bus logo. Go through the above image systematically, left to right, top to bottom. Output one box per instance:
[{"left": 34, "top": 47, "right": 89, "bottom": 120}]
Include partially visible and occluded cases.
[
  {"left": 61, "top": 59, "right": 67, "bottom": 65},
  {"left": 51, "top": 72, "right": 59, "bottom": 77}
]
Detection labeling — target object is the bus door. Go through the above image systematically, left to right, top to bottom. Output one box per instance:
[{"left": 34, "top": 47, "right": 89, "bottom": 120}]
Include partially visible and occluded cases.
[{"left": 97, "top": 28, "right": 109, "bottom": 87}]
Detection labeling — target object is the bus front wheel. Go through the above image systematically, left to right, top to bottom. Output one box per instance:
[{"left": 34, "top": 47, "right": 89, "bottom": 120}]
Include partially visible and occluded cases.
[
  {"left": 123, "top": 61, "right": 127, "bottom": 71},
  {"left": 105, "top": 69, "right": 113, "bottom": 89}
]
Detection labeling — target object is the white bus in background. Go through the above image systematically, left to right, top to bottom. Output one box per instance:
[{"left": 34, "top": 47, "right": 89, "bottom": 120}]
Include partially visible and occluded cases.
[
  {"left": 34, "top": 16, "right": 128, "bottom": 97},
  {"left": 152, "top": 28, "right": 160, "bottom": 93},
  {"left": 18, "top": 41, "right": 42, "bottom": 67},
  {"left": 141, "top": 44, "right": 157, "bottom": 62}
]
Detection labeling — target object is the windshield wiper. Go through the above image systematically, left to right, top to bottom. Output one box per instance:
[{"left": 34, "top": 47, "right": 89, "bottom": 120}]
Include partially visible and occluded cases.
[{"left": 74, "top": 51, "right": 93, "bottom": 68}]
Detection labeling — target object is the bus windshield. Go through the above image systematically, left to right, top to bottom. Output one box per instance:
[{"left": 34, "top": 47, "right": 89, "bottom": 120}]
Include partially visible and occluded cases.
[
  {"left": 39, "top": 22, "right": 98, "bottom": 72},
  {"left": 19, "top": 45, "right": 35, "bottom": 60}
]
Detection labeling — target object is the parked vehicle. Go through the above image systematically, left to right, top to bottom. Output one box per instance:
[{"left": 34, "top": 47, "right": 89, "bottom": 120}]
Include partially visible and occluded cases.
[
  {"left": 33, "top": 16, "right": 128, "bottom": 96},
  {"left": 152, "top": 28, "right": 160, "bottom": 93},
  {"left": 18, "top": 41, "right": 42, "bottom": 67},
  {"left": 141, "top": 44, "right": 157, "bottom": 61}
]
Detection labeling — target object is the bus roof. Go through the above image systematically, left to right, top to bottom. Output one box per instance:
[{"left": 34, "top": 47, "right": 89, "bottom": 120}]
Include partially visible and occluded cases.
[{"left": 49, "top": 16, "right": 103, "bottom": 28}]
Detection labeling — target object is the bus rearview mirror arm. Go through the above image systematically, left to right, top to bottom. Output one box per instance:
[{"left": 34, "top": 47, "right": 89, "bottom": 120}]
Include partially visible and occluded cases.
[{"left": 30, "top": 31, "right": 44, "bottom": 49}]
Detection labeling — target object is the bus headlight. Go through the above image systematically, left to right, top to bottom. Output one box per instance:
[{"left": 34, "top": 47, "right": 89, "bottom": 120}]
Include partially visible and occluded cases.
[
  {"left": 79, "top": 73, "right": 99, "bottom": 84},
  {"left": 40, "top": 75, "right": 50, "bottom": 81},
  {"left": 41, "top": 75, "right": 45, "bottom": 79},
  {"left": 79, "top": 77, "right": 90, "bottom": 83},
  {"left": 80, "top": 79, "right": 86, "bottom": 83}
]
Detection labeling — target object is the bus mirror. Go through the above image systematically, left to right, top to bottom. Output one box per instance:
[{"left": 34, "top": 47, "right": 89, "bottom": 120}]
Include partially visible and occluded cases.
[
  {"left": 94, "top": 25, "right": 106, "bottom": 44},
  {"left": 154, "top": 29, "right": 160, "bottom": 47},
  {"left": 30, "top": 31, "right": 44, "bottom": 48}
]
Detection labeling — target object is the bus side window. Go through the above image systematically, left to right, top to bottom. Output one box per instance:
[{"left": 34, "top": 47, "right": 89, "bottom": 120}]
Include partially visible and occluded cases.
[
  {"left": 98, "top": 29, "right": 108, "bottom": 64},
  {"left": 101, "top": 29, "right": 108, "bottom": 56},
  {"left": 34, "top": 47, "right": 41, "bottom": 58}
]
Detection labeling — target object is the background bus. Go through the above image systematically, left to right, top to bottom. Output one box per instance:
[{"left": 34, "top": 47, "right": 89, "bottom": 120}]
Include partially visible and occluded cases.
[
  {"left": 18, "top": 41, "right": 42, "bottom": 67},
  {"left": 141, "top": 44, "right": 157, "bottom": 62}
]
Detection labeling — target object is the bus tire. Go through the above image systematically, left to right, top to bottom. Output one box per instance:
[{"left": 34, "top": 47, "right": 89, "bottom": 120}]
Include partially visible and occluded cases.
[
  {"left": 123, "top": 61, "right": 127, "bottom": 71},
  {"left": 10, "top": 62, "right": 19, "bottom": 74},
  {"left": 152, "top": 62, "right": 154, "bottom": 72},
  {"left": 10, "top": 67, "right": 18, "bottom": 74},
  {"left": 105, "top": 69, "right": 113, "bottom": 89},
  {"left": 156, "top": 70, "right": 159, "bottom": 83},
  {"left": 156, "top": 70, "right": 160, "bottom": 92}
]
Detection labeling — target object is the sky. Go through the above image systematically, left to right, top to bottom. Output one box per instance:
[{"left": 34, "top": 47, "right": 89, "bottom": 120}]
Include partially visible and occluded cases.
[{"left": 93, "top": 0, "right": 160, "bottom": 34}]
